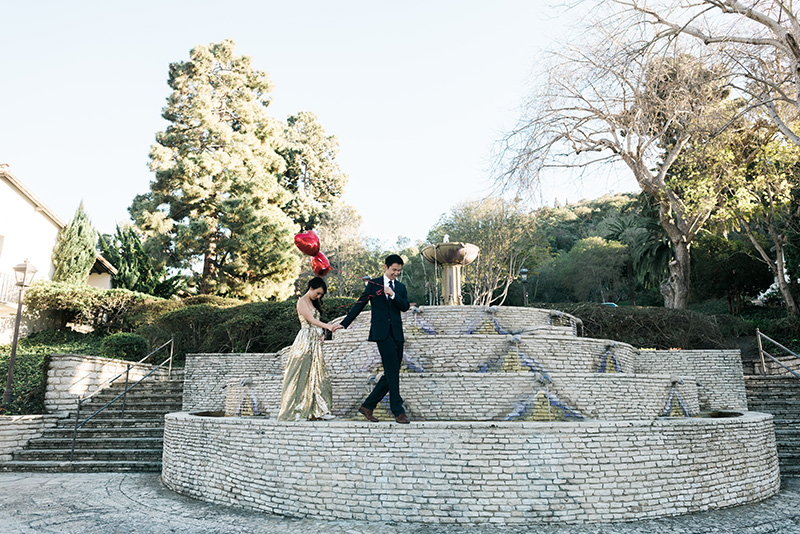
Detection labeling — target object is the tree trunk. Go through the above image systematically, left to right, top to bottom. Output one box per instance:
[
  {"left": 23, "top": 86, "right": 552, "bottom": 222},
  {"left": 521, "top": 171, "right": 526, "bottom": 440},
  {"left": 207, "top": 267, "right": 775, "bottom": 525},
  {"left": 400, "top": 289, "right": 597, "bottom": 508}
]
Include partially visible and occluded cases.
[
  {"left": 658, "top": 203, "right": 692, "bottom": 310},
  {"left": 741, "top": 220, "right": 799, "bottom": 316},
  {"left": 201, "top": 234, "right": 219, "bottom": 295},
  {"left": 774, "top": 239, "right": 799, "bottom": 316},
  {"left": 660, "top": 240, "right": 691, "bottom": 309},
  {"left": 627, "top": 260, "right": 636, "bottom": 306}
]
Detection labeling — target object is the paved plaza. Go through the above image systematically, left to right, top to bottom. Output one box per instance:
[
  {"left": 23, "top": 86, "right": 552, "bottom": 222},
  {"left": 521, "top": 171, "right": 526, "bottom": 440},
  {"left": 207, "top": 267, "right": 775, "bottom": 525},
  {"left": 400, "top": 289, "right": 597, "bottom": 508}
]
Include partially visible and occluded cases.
[{"left": 0, "top": 472, "right": 799, "bottom": 534}]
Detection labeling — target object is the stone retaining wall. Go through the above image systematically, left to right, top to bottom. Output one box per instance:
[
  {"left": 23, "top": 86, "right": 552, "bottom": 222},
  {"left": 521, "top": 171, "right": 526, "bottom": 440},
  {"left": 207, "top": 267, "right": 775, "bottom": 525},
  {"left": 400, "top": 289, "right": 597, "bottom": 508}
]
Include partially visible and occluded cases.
[
  {"left": 331, "top": 306, "right": 579, "bottom": 342},
  {"left": 324, "top": 336, "right": 639, "bottom": 376},
  {"left": 187, "top": 346, "right": 741, "bottom": 416},
  {"left": 635, "top": 350, "right": 747, "bottom": 411},
  {"left": 183, "top": 352, "right": 283, "bottom": 412},
  {"left": 46, "top": 354, "right": 172, "bottom": 415},
  {"left": 759, "top": 355, "right": 800, "bottom": 377},
  {"left": 225, "top": 373, "right": 700, "bottom": 421},
  {"left": 163, "top": 411, "right": 780, "bottom": 525},
  {"left": 0, "top": 414, "right": 60, "bottom": 461}
]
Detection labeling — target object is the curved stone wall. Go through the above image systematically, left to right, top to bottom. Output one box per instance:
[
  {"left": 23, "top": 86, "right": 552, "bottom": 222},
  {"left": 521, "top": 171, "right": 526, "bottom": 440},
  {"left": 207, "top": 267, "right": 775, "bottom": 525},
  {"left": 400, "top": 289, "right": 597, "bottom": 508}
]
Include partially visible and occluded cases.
[
  {"left": 331, "top": 305, "right": 578, "bottom": 341},
  {"left": 324, "top": 336, "right": 639, "bottom": 376},
  {"left": 225, "top": 373, "right": 699, "bottom": 421},
  {"left": 163, "top": 412, "right": 780, "bottom": 525}
]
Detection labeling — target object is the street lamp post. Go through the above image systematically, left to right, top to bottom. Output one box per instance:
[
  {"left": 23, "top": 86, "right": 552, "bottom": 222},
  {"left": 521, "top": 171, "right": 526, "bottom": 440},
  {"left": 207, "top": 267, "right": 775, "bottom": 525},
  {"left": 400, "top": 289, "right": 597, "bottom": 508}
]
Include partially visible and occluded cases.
[
  {"left": 3, "top": 260, "right": 37, "bottom": 407},
  {"left": 520, "top": 267, "right": 529, "bottom": 307}
]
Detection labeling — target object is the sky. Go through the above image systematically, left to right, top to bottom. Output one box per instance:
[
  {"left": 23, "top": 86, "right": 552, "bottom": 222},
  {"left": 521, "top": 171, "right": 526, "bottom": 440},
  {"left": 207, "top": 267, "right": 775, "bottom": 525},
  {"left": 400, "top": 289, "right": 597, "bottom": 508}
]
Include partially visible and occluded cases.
[{"left": 1, "top": 1, "right": 638, "bottom": 247}]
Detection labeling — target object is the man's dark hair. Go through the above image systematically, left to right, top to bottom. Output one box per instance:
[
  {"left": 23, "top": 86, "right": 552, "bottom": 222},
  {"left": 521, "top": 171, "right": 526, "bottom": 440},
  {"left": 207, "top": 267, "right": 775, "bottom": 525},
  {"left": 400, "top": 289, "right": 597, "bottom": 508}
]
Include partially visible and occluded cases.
[{"left": 384, "top": 254, "right": 404, "bottom": 267}]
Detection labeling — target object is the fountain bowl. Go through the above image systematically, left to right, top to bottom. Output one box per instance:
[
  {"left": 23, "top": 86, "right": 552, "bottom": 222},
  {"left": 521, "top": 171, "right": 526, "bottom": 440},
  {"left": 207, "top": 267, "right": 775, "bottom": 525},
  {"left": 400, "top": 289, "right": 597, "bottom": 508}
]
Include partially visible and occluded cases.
[{"left": 421, "top": 242, "right": 480, "bottom": 265}]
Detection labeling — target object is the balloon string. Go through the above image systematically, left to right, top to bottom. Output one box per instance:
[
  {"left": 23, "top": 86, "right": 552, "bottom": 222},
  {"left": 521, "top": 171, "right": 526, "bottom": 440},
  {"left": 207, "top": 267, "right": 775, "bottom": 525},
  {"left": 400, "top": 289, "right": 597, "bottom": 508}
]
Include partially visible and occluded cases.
[{"left": 323, "top": 266, "right": 387, "bottom": 310}]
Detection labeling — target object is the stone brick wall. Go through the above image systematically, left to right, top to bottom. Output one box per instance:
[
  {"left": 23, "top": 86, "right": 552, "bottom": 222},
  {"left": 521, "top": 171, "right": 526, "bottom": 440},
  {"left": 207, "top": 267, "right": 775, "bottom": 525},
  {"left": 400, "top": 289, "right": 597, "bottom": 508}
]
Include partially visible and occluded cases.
[
  {"left": 331, "top": 305, "right": 579, "bottom": 340},
  {"left": 324, "top": 337, "right": 638, "bottom": 376},
  {"left": 634, "top": 350, "right": 747, "bottom": 411},
  {"left": 182, "top": 353, "right": 283, "bottom": 412},
  {"left": 45, "top": 354, "right": 172, "bottom": 415},
  {"left": 758, "top": 355, "right": 800, "bottom": 377},
  {"left": 225, "top": 373, "right": 699, "bottom": 422},
  {"left": 163, "top": 411, "right": 780, "bottom": 525},
  {"left": 0, "top": 414, "right": 60, "bottom": 461}
]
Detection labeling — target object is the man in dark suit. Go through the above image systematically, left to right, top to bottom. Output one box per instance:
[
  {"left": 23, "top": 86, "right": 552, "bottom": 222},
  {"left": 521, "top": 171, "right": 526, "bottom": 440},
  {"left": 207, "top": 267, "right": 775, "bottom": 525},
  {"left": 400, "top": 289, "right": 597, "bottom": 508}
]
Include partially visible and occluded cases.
[{"left": 340, "top": 254, "right": 411, "bottom": 423}]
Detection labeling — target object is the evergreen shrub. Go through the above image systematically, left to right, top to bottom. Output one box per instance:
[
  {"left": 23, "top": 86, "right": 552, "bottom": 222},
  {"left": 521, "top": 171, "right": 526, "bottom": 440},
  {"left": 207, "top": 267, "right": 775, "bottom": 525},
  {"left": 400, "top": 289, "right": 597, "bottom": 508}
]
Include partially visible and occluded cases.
[
  {"left": 24, "top": 281, "right": 158, "bottom": 332},
  {"left": 136, "top": 295, "right": 356, "bottom": 364},
  {"left": 546, "top": 302, "right": 752, "bottom": 349},
  {"left": 0, "top": 330, "right": 105, "bottom": 415},
  {"left": 100, "top": 332, "right": 150, "bottom": 360}
]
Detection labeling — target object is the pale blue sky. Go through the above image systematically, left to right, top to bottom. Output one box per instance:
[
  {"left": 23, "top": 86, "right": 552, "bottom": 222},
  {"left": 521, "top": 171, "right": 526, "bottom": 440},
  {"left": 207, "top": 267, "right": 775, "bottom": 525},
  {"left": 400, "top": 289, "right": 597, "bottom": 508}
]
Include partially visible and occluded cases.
[{"left": 1, "top": 1, "right": 637, "bottom": 246}]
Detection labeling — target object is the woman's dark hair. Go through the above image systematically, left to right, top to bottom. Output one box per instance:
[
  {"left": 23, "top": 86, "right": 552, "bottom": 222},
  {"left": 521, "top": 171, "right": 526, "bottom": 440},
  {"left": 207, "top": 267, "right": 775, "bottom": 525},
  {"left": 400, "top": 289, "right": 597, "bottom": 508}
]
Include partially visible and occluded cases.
[{"left": 307, "top": 277, "right": 327, "bottom": 311}]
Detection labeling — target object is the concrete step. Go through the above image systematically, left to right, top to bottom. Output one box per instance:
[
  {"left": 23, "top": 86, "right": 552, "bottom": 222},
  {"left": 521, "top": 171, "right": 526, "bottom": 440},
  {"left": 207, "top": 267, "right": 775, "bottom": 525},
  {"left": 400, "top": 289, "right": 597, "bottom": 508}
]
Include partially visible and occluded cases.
[
  {"left": 1, "top": 373, "right": 182, "bottom": 473},
  {"left": 89, "top": 385, "right": 184, "bottom": 397},
  {"left": 745, "top": 391, "right": 800, "bottom": 405},
  {"left": 746, "top": 395, "right": 800, "bottom": 401},
  {"left": 83, "top": 396, "right": 183, "bottom": 408},
  {"left": 70, "top": 404, "right": 183, "bottom": 417},
  {"left": 62, "top": 410, "right": 174, "bottom": 421},
  {"left": 750, "top": 412, "right": 800, "bottom": 420},
  {"left": 54, "top": 418, "right": 167, "bottom": 430},
  {"left": 45, "top": 427, "right": 164, "bottom": 439},
  {"left": 28, "top": 437, "right": 163, "bottom": 450},
  {"left": 776, "top": 441, "right": 800, "bottom": 451},
  {"left": 14, "top": 448, "right": 162, "bottom": 462},
  {"left": 779, "top": 455, "right": 800, "bottom": 464},
  {"left": 0, "top": 460, "right": 161, "bottom": 472},
  {"left": 781, "top": 464, "right": 800, "bottom": 476}
]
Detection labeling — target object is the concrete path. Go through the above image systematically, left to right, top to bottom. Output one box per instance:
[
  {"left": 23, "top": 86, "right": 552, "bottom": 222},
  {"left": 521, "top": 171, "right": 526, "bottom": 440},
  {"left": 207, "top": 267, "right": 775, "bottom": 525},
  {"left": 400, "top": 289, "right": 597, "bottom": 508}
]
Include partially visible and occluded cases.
[{"left": 1, "top": 472, "right": 800, "bottom": 534}]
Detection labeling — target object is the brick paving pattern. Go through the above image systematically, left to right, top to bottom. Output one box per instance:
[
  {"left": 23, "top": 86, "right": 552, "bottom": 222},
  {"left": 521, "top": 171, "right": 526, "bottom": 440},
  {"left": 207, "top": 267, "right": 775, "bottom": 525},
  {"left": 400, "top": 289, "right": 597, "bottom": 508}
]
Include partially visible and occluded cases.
[{"left": 1, "top": 472, "right": 799, "bottom": 534}]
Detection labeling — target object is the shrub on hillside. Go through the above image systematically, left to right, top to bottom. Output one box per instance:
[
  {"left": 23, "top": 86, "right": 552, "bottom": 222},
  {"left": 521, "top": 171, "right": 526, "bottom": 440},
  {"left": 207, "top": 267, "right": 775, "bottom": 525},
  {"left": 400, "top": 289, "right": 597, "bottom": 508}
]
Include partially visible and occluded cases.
[
  {"left": 24, "top": 281, "right": 159, "bottom": 332},
  {"left": 138, "top": 295, "right": 358, "bottom": 363},
  {"left": 182, "top": 295, "right": 242, "bottom": 307},
  {"left": 546, "top": 303, "right": 753, "bottom": 350},
  {"left": 758, "top": 316, "right": 800, "bottom": 352},
  {"left": 0, "top": 330, "right": 106, "bottom": 415},
  {"left": 100, "top": 332, "right": 150, "bottom": 360}
]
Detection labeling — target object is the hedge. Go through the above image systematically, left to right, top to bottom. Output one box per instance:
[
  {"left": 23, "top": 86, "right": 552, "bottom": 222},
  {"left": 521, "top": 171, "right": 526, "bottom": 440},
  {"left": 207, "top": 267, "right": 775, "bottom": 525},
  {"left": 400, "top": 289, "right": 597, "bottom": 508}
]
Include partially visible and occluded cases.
[
  {"left": 24, "top": 281, "right": 159, "bottom": 332},
  {"left": 132, "top": 296, "right": 356, "bottom": 365}
]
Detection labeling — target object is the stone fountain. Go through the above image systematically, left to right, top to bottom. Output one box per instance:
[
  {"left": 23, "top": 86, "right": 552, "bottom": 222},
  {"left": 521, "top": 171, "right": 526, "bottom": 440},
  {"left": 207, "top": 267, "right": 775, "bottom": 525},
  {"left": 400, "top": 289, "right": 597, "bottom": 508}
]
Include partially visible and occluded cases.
[
  {"left": 421, "top": 240, "right": 479, "bottom": 305},
  {"left": 164, "top": 288, "right": 780, "bottom": 525}
]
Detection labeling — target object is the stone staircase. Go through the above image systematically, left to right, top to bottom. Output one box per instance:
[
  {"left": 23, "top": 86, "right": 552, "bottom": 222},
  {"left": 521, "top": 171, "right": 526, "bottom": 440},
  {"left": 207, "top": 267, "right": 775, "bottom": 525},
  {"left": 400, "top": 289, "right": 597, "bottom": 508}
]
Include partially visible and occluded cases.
[
  {"left": 0, "top": 373, "right": 183, "bottom": 472},
  {"left": 745, "top": 375, "right": 800, "bottom": 476}
]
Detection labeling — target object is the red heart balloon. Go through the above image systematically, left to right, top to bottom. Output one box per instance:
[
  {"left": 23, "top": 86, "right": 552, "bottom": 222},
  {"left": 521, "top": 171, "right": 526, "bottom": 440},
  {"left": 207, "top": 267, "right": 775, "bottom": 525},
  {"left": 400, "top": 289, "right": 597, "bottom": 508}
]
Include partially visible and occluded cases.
[
  {"left": 294, "top": 231, "right": 320, "bottom": 256},
  {"left": 311, "top": 252, "right": 331, "bottom": 277}
]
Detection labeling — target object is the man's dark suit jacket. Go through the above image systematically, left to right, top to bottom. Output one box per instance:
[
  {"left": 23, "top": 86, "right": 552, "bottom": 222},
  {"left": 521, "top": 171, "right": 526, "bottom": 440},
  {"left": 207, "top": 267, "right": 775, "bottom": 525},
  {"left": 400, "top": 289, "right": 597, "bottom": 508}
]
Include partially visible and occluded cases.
[{"left": 340, "top": 277, "right": 410, "bottom": 342}]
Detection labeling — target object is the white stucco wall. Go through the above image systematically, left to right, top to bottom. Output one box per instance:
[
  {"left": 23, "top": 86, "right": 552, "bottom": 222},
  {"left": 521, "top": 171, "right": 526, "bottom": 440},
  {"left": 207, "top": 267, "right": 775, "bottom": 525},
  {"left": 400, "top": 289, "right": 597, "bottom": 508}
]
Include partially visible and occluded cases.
[
  {"left": 0, "top": 173, "right": 115, "bottom": 343},
  {"left": 0, "top": 177, "right": 60, "bottom": 289}
]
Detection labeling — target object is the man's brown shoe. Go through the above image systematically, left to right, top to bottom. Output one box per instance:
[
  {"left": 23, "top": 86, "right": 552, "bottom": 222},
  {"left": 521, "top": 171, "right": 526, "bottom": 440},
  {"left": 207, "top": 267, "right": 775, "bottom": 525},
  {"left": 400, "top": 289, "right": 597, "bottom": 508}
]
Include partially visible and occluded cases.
[
  {"left": 359, "top": 405, "right": 379, "bottom": 422},
  {"left": 395, "top": 413, "right": 410, "bottom": 424}
]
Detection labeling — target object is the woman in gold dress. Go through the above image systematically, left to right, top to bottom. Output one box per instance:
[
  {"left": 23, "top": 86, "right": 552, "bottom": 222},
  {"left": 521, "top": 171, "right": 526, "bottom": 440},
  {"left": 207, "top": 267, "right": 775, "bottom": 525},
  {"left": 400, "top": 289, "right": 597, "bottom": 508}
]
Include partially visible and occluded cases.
[{"left": 278, "top": 277, "right": 342, "bottom": 421}]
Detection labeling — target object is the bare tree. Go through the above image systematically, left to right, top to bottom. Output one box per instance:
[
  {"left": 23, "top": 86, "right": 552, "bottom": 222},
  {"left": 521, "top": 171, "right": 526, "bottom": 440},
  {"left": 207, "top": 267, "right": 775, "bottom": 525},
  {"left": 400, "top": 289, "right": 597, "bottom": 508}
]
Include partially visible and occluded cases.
[
  {"left": 601, "top": 0, "right": 800, "bottom": 314},
  {"left": 608, "top": 0, "right": 800, "bottom": 146},
  {"left": 496, "top": 23, "right": 739, "bottom": 309}
]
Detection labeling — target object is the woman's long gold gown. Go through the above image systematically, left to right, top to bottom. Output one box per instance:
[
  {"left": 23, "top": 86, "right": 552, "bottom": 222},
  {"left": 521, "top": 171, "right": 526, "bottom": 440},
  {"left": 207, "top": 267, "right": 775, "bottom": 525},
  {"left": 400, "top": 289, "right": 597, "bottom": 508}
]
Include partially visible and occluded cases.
[{"left": 278, "top": 310, "right": 333, "bottom": 421}]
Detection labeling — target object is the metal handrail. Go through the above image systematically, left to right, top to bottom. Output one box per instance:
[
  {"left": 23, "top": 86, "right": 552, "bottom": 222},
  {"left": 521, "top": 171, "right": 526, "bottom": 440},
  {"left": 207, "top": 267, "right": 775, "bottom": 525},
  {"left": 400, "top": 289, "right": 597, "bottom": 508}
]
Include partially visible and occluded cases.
[
  {"left": 756, "top": 329, "right": 800, "bottom": 379},
  {"left": 69, "top": 338, "right": 174, "bottom": 461},
  {"left": 69, "top": 338, "right": 174, "bottom": 403}
]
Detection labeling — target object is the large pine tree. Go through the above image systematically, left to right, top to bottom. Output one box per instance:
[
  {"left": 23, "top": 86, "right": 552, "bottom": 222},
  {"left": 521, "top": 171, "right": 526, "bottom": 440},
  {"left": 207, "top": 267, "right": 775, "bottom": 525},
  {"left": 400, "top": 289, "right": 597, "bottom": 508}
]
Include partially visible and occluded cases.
[
  {"left": 130, "top": 40, "right": 301, "bottom": 299},
  {"left": 278, "top": 111, "right": 348, "bottom": 231},
  {"left": 52, "top": 202, "right": 97, "bottom": 285}
]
